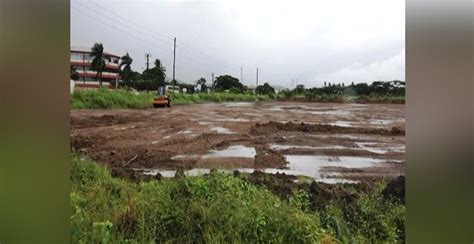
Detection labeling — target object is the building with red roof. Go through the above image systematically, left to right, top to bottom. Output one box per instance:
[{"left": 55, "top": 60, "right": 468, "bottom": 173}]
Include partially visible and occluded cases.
[{"left": 70, "top": 46, "right": 121, "bottom": 89}]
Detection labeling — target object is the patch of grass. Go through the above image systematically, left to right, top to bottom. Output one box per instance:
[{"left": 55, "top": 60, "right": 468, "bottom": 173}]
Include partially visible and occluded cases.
[
  {"left": 71, "top": 88, "right": 155, "bottom": 109},
  {"left": 71, "top": 89, "right": 269, "bottom": 109},
  {"left": 172, "top": 92, "right": 269, "bottom": 105},
  {"left": 279, "top": 93, "right": 405, "bottom": 104},
  {"left": 355, "top": 95, "right": 405, "bottom": 104},
  {"left": 71, "top": 155, "right": 405, "bottom": 243},
  {"left": 71, "top": 155, "right": 327, "bottom": 243},
  {"left": 319, "top": 183, "right": 405, "bottom": 243}
]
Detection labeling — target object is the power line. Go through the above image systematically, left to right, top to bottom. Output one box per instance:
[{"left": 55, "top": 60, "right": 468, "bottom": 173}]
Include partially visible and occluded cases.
[
  {"left": 79, "top": 0, "right": 242, "bottom": 72},
  {"left": 83, "top": 0, "right": 174, "bottom": 44},
  {"left": 72, "top": 1, "right": 278, "bottom": 83},
  {"left": 73, "top": 4, "right": 239, "bottom": 78},
  {"left": 72, "top": 5, "right": 172, "bottom": 54},
  {"left": 73, "top": 6, "right": 223, "bottom": 75}
]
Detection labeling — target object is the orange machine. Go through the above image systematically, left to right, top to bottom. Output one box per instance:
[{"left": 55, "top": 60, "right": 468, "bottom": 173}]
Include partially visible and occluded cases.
[{"left": 152, "top": 86, "right": 171, "bottom": 108}]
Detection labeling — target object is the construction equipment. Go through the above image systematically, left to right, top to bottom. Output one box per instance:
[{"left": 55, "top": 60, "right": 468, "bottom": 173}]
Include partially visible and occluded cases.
[{"left": 152, "top": 86, "right": 171, "bottom": 108}]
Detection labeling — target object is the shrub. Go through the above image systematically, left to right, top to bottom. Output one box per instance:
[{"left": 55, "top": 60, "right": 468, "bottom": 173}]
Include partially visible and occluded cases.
[
  {"left": 71, "top": 89, "right": 272, "bottom": 109},
  {"left": 71, "top": 155, "right": 327, "bottom": 243}
]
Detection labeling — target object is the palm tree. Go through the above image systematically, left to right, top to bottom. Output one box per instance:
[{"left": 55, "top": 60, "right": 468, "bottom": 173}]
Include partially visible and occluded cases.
[
  {"left": 90, "top": 43, "right": 107, "bottom": 86},
  {"left": 120, "top": 52, "right": 133, "bottom": 88},
  {"left": 153, "top": 59, "right": 166, "bottom": 87},
  {"left": 70, "top": 65, "right": 79, "bottom": 80}
]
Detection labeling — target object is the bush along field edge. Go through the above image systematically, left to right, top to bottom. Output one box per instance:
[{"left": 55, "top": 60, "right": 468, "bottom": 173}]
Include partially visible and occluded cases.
[{"left": 71, "top": 154, "right": 405, "bottom": 243}]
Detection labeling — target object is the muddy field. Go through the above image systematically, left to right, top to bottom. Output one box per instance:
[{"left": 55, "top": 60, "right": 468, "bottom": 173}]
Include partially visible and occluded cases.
[{"left": 71, "top": 101, "right": 405, "bottom": 184}]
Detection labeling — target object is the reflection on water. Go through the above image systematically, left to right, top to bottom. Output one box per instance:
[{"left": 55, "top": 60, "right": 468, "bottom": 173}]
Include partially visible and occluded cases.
[{"left": 202, "top": 145, "right": 256, "bottom": 158}]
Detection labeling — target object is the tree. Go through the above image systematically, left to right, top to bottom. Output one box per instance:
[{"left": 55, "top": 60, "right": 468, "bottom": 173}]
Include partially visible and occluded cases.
[
  {"left": 90, "top": 43, "right": 107, "bottom": 86},
  {"left": 119, "top": 53, "right": 133, "bottom": 88},
  {"left": 142, "top": 59, "right": 167, "bottom": 90},
  {"left": 153, "top": 59, "right": 167, "bottom": 86},
  {"left": 70, "top": 65, "right": 79, "bottom": 81},
  {"left": 213, "top": 75, "right": 243, "bottom": 92},
  {"left": 196, "top": 77, "right": 207, "bottom": 92},
  {"left": 197, "top": 77, "right": 206, "bottom": 86},
  {"left": 255, "top": 82, "right": 275, "bottom": 95},
  {"left": 354, "top": 83, "right": 371, "bottom": 95},
  {"left": 293, "top": 84, "right": 306, "bottom": 94}
]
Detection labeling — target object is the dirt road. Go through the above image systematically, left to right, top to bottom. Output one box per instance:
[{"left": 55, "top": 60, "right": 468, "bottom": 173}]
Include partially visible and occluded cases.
[{"left": 71, "top": 101, "right": 405, "bottom": 183}]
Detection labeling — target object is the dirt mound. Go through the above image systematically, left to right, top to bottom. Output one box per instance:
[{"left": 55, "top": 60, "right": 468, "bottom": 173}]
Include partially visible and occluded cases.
[
  {"left": 71, "top": 114, "right": 142, "bottom": 129},
  {"left": 250, "top": 121, "right": 404, "bottom": 136},
  {"left": 71, "top": 134, "right": 106, "bottom": 150},
  {"left": 254, "top": 145, "right": 288, "bottom": 168},
  {"left": 243, "top": 171, "right": 298, "bottom": 199},
  {"left": 382, "top": 175, "right": 405, "bottom": 203},
  {"left": 309, "top": 181, "right": 374, "bottom": 210}
]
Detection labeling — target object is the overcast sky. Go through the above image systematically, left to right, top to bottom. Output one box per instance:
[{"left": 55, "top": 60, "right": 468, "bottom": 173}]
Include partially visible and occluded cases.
[{"left": 71, "top": 0, "right": 405, "bottom": 88}]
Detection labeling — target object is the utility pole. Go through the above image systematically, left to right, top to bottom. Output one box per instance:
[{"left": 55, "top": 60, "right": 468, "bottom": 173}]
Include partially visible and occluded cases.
[
  {"left": 172, "top": 37, "right": 176, "bottom": 93},
  {"left": 145, "top": 53, "right": 151, "bottom": 70},
  {"left": 240, "top": 67, "right": 243, "bottom": 83},
  {"left": 255, "top": 68, "right": 259, "bottom": 95},
  {"left": 256, "top": 68, "right": 259, "bottom": 87},
  {"left": 211, "top": 73, "right": 215, "bottom": 92}
]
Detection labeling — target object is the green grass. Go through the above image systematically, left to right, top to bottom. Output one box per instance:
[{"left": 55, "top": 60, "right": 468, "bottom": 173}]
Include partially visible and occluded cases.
[
  {"left": 71, "top": 89, "right": 269, "bottom": 109},
  {"left": 71, "top": 89, "right": 155, "bottom": 109},
  {"left": 171, "top": 92, "right": 270, "bottom": 105},
  {"left": 279, "top": 93, "right": 405, "bottom": 104},
  {"left": 354, "top": 95, "right": 405, "bottom": 104},
  {"left": 71, "top": 155, "right": 405, "bottom": 243},
  {"left": 71, "top": 155, "right": 328, "bottom": 243}
]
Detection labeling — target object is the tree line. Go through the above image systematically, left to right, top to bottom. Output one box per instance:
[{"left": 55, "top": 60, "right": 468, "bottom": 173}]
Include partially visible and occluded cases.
[
  {"left": 71, "top": 43, "right": 404, "bottom": 97},
  {"left": 293, "top": 80, "right": 405, "bottom": 98}
]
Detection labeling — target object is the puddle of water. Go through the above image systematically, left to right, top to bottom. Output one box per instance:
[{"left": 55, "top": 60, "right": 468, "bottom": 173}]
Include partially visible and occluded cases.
[
  {"left": 224, "top": 102, "right": 252, "bottom": 107},
  {"left": 348, "top": 104, "right": 368, "bottom": 107},
  {"left": 282, "top": 105, "right": 312, "bottom": 110},
  {"left": 268, "top": 106, "right": 283, "bottom": 111},
  {"left": 309, "top": 110, "right": 352, "bottom": 116},
  {"left": 242, "top": 112, "right": 263, "bottom": 117},
  {"left": 215, "top": 118, "right": 250, "bottom": 122},
  {"left": 370, "top": 119, "right": 395, "bottom": 125},
  {"left": 198, "top": 121, "right": 213, "bottom": 125},
  {"left": 326, "top": 121, "right": 357, "bottom": 127},
  {"left": 211, "top": 127, "right": 234, "bottom": 134},
  {"left": 177, "top": 130, "right": 193, "bottom": 134},
  {"left": 163, "top": 135, "right": 172, "bottom": 139},
  {"left": 150, "top": 141, "right": 158, "bottom": 145},
  {"left": 355, "top": 142, "right": 388, "bottom": 154},
  {"left": 355, "top": 142, "right": 406, "bottom": 154},
  {"left": 269, "top": 144, "right": 348, "bottom": 151},
  {"left": 202, "top": 145, "right": 256, "bottom": 159},
  {"left": 390, "top": 145, "right": 405, "bottom": 153},
  {"left": 138, "top": 149, "right": 388, "bottom": 184},
  {"left": 171, "top": 154, "right": 200, "bottom": 160},
  {"left": 283, "top": 155, "right": 384, "bottom": 178},
  {"left": 141, "top": 168, "right": 358, "bottom": 184},
  {"left": 143, "top": 168, "right": 211, "bottom": 177},
  {"left": 316, "top": 178, "right": 359, "bottom": 184}
]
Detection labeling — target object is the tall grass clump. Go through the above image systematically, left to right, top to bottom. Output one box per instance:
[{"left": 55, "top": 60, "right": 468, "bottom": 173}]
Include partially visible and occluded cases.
[
  {"left": 71, "top": 88, "right": 155, "bottom": 109},
  {"left": 71, "top": 89, "right": 270, "bottom": 109},
  {"left": 172, "top": 92, "right": 269, "bottom": 105},
  {"left": 71, "top": 155, "right": 328, "bottom": 243},
  {"left": 71, "top": 155, "right": 404, "bottom": 243},
  {"left": 319, "top": 183, "right": 405, "bottom": 243}
]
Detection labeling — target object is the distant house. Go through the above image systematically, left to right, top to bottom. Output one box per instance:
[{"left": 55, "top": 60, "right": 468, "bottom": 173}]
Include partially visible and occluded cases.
[{"left": 70, "top": 46, "right": 121, "bottom": 89}]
